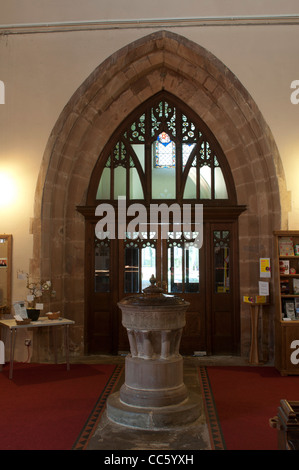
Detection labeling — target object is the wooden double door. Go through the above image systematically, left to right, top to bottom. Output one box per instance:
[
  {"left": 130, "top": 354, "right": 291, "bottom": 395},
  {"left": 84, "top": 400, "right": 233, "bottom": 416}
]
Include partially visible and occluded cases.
[{"left": 84, "top": 217, "right": 240, "bottom": 356}]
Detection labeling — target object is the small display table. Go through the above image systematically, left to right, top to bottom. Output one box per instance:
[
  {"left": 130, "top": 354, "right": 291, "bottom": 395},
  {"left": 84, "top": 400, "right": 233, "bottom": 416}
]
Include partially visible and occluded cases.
[{"left": 0, "top": 316, "right": 74, "bottom": 379}]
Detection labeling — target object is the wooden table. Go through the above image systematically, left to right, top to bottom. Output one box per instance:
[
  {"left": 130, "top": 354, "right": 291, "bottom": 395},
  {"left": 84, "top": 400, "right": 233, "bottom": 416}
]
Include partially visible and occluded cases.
[{"left": 0, "top": 316, "right": 75, "bottom": 379}]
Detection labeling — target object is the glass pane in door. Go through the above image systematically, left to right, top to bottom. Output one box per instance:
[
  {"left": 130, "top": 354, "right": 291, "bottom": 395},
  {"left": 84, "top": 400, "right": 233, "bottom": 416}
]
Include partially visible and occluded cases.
[
  {"left": 214, "top": 230, "right": 230, "bottom": 293},
  {"left": 168, "top": 244, "right": 183, "bottom": 293},
  {"left": 184, "top": 244, "right": 200, "bottom": 293},
  {"left": 124, "top": 245, "right": 139, "bottom": 293},
  {"left": 141, "top": 245, "right": 156, "bottom": 290}
]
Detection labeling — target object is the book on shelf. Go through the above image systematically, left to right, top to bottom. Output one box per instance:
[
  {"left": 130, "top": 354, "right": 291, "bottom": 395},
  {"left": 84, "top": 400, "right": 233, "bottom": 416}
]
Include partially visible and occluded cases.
[
  {"left": 279, "top": 237, "right": 294, "bottom": 256},
  {"left": 280, "top": 259, "right": 290, "bottom": 274},
  {"left": 294, "top": 278, "right": 299, "bottom": 294},
  {"left": 280, "top": 279, "right": 290, "bottom": 294},
  {"left": 282, "top": 299, "right": 299, "bottom": 320},
  {"left": 283, "top": 299, "right": 296, "bottom": 320}
]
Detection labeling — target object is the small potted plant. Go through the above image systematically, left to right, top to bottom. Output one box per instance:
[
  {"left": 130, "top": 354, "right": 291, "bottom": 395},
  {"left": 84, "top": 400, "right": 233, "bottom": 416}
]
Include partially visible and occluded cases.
[{"left": 26, "top": 275, "right": 52, "bottom": 321}]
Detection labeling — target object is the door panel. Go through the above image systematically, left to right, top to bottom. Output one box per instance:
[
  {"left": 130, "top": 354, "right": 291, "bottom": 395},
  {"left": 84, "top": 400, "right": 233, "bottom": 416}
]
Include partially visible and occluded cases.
[
  {"left": 210, "top": 223, "right": 240, "bottom": 354},
  {"left": 86, "top": 228, "right": 119, "bottom": 354}
]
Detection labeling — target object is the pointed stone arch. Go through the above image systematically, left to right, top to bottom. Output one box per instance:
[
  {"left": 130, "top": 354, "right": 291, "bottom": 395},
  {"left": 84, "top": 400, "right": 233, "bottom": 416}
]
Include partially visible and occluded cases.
[{"left": 32, "top": 30, "right": 288, "bottom": 359}]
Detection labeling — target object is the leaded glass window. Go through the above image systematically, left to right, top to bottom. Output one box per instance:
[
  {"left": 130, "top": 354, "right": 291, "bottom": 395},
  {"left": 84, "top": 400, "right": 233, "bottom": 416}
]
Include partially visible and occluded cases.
[{"left": 95, "top": 93, "right": 230, "bottom": 203}]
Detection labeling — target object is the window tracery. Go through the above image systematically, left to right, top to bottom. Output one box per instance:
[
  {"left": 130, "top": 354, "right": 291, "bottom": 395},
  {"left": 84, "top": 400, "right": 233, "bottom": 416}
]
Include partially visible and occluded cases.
[{"left": 96, "top": 94, "right": 229, "bottom": 202}]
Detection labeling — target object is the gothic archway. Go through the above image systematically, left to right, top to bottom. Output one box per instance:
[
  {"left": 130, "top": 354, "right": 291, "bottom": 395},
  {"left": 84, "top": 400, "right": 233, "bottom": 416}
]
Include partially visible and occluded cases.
[
  {"left": 32, "top": 30, "right": 288, "bottom": 360},
  {"left": 79, "top": 90, "right": 245, "bottom": 354}
]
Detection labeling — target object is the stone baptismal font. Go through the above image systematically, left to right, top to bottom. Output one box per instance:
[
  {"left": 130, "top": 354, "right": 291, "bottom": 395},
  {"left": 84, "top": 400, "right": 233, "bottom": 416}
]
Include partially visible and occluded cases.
[{"left": 107, "top": 276, "right": 201, "bottom": 430}]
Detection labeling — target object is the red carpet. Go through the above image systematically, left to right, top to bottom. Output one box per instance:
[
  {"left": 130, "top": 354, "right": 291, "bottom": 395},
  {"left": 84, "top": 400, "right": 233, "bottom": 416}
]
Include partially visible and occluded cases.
[
  {"left": 0, "top": 362, "right": 122, "bottom": 450},
  {"left": 1, "top": 362, "right": 298, "bottom": 450},
  {"left": 200, "top": 366, "right": 299, "bottom": 450}
]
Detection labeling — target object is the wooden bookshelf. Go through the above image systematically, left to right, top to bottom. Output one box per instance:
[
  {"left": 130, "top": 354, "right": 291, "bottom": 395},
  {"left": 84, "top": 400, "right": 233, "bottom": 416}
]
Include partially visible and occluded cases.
[{"left": 274, "top": 231, "right": 299, "bottom": 375}]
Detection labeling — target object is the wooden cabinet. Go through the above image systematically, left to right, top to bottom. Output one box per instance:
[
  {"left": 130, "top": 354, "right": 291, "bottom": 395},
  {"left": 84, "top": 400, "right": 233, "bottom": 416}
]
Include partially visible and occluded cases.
[{"left": 274, "top": 231, "right": 299, "bottom": 375}]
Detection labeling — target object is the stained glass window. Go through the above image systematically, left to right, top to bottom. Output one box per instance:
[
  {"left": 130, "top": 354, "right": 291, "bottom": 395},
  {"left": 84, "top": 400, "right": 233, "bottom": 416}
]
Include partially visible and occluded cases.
[
  {"left": 95, "top": 94, "right": 232, "bottom": 203},
  {"left": 154, "top": 132, "right": 175, "bottom": 168}
]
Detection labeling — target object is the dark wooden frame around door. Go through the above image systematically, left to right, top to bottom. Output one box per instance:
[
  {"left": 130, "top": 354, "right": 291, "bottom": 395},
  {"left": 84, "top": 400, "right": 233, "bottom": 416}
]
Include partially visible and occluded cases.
[{"left": 78, "top": 205, "right": 245, "bottom": 355}]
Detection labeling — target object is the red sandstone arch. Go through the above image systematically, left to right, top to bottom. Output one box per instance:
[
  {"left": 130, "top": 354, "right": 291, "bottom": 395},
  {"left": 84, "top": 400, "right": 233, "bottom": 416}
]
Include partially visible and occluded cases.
[{"left": 33, "top": 30, "right": 288, "bottom": 359}]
